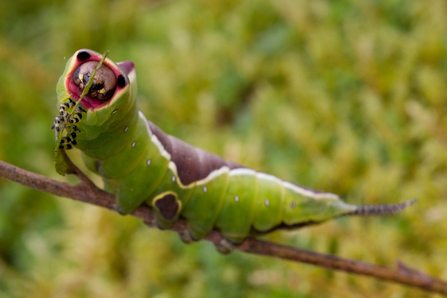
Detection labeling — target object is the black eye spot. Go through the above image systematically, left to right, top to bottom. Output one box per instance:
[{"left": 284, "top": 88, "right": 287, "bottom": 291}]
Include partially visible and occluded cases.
[
  {"left": 77, "top": 51, "right": 91, "bottom": 61},
  {"left": 117, "top": 75, "right": 126, "bottom": 88}
]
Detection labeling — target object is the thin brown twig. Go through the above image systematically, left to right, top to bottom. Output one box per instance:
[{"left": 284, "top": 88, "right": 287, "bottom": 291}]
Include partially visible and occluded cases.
[{"left": 0, "top": 158, "right": 446, "bottom": 295}]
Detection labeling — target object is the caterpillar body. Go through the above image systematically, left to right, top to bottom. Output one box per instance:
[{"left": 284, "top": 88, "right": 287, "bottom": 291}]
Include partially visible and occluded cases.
[{"left": 53, "top": 49, "right": 415, "bottom": 251}]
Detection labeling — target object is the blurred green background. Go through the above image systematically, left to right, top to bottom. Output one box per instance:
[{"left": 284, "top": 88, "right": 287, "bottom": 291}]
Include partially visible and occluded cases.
[{"left": 0, "top": 0, "right": 446, "bottom": 297}]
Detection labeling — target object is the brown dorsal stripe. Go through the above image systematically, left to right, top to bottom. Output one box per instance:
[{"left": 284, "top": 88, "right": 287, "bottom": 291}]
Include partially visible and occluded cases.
[
  {"left": 148, "top": 121, "right": 245, "bottom": 185},
  {"left": 155, "top": 194, "right": 179, "bottom": 220}
]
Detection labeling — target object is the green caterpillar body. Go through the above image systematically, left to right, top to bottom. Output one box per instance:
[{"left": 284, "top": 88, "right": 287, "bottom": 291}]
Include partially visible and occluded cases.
[{"left": 53, "top": 49, "right": 414, "bottom": 247}]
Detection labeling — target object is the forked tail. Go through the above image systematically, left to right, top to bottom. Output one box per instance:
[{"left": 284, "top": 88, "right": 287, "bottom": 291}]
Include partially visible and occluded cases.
[{"left": 344, "top": 199, "right": 418, "bottom": 216}]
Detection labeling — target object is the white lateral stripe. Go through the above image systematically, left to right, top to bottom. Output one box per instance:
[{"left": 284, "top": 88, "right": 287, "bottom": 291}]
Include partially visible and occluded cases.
[
  {"left": 139, "top": 111, "right": 171, "bottom": 160},
  {"left": 139, "top": 111, "right": 152, "bottom": 136},
  {"left": 150, "top": 133, "right": 171, "bottom": 159},
  {"left": 168, "top": 161, "right": 178, "bottom": 176},
  {"left": 168, "top": 161, "right": 187, "bottom": 187},
  {"left": 169, "top": 162, "right": 229, "bottom": 188},
  {"left": 197, "top": 166, "right": 230, "bottom": 185},
  {"left": 203, "top": 167, "right": 230, "bottom": 181},
  {"left": 229, "top": 168, "right": 257, "bottom": 176},
  {"left": 228, "top": 169, "right": 337, "bottom": 200},
  {"left": 257, "top": 172, "right": 282, "bottom": 184},
  {"left": 282, "top": 181, "right": 340, "bottom": 200}
]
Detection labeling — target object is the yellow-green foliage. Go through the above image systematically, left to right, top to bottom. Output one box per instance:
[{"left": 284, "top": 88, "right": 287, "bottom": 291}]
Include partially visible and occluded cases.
[{"left": 0, "top": 0, "right": 446, "bottom": 297}]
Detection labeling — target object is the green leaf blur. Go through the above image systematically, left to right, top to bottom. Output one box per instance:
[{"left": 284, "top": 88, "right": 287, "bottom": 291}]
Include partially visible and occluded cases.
[{"left": 0, "top": 0, "right": 446, "bottom": 297}]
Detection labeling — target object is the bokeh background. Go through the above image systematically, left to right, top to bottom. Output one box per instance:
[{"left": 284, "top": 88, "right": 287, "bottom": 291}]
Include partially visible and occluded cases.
[{"left": 0, "top": 0, "right": 446, "bottom": 297}]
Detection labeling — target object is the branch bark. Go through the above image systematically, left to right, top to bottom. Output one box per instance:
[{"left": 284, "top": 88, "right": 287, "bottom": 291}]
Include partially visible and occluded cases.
[{"left": 1, "top": 158, "right": 446, "bottom": 295}]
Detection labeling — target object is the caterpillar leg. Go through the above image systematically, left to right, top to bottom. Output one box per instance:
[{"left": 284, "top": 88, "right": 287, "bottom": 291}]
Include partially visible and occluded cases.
[
  {"left": 59, "top": 98, "right": 76, "bottom": 116},
  {"left": 52, "top": 99, "right": 85, "bottom": 131},
  {"left": 68, "top": 107, "right": 86, "bottom": 124},
  {"left": 69, "top": 114, "right": 81, "bottom": 124},
  {"left": 51, "top": 115, "right": 65, "bottom": 132},
  {"left": 71, "top": 125, "right": 81, "bottom": 132},
  {"left": 58, "top": 131, "right": 78, "bottom": 150},
  {"left": 58, "top": 142, "right": 73, "bottom": 150},
  {"left": 177, "top": 225, "right": 216, "bottom": 244},
  {"left": 178, "top": 225, "right": 239, "bottom": 252},
  {"left": 178, "top": 230, "right": 197, "bottom": 244},
  {"left": 214, "top": 238, "right": 240, "bottom": 254}
]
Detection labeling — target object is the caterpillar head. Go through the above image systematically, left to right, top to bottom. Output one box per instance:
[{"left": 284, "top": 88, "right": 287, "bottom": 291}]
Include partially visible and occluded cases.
[
  {"left": 57, "top": 49, "right": 136, "bottom": 112},
  {"left": 72, "top": 60, "right": 117, "bottom": 101}
]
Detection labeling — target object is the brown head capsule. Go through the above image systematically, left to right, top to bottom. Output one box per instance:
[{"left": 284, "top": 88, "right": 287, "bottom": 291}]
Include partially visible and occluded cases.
[{"left": 72, "top": 61, "right": 117, "bottom": 101}]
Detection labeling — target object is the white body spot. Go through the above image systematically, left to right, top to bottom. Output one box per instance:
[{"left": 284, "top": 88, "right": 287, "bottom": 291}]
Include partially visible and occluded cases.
[
  {"left": 124, "top": 126, "right": 129, "bottom": 132},
  {"left": 131, "top": 141, "right": 136, "bottom": 147},
  {"left": 147, "top": 159, "right": 151, "bottom": 166},
  {"left": 172, "top": 176, "right": 176, "bottom": 182},
  {"left": 203, "top": 186, "right": 207, "bottom": 193},
  {"left": 235, "top": 195, "right": 239, "bottom": 202},
  {"left": 264, "top": 199, "right": 270, "bottom": 207}
]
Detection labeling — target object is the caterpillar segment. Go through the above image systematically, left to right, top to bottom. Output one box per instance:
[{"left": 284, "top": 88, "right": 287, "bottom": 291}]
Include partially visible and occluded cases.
[{"left": 54, "top": 49, "right": 416, "bottom": 252}]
